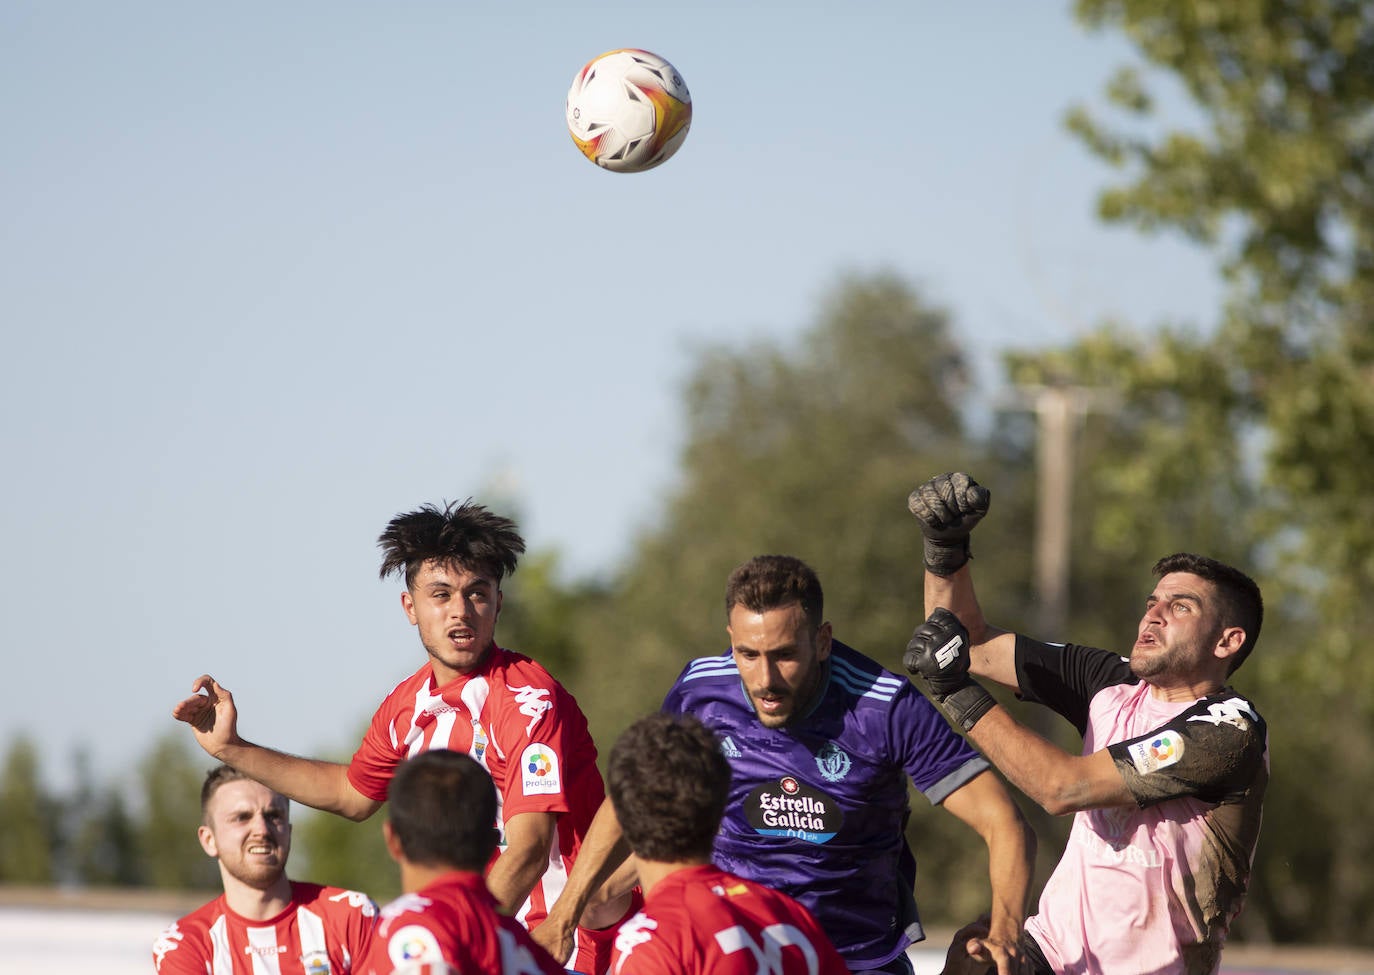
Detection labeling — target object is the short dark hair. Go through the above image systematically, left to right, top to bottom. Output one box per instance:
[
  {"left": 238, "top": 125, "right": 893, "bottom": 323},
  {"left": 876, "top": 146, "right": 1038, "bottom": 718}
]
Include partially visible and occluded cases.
[
  {"left": 377, "top": 499, "right": 525, "bottom": 589},
  {"left": 1153, "top": 553, "right": 1264, "bottom": 675},
  {"left": 725, "top": 555, "right": 824, "bottom": 630},
  {"left": 607, "top": 713, "right": 730, "bottom": 863},
  {"left": 386, "top": 750, "right": 498, "bottom": 871},
  {"left": 200, "top": 765, "right": 284, "bottom": 826}
]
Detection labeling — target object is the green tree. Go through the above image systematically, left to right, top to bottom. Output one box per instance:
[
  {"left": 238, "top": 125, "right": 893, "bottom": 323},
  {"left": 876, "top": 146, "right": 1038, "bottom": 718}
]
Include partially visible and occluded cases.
[
  {"left": 1010, "top": 0, "right": 1374, "bottom": 944},
  {"left": 136, "top": 732, "right": 219, "bottom": 890},
  {"left": 0, "top": 737, "right": 57, "bottom": 883},
  {"left": 65, "top": 751, "right": 145, "bottom": 887}
]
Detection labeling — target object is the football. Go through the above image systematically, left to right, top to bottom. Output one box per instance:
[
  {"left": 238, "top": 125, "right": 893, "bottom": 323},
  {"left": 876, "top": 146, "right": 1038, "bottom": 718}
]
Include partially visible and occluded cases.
[{"left": 565, "top": 49, "right": 692, "bottom": 173}]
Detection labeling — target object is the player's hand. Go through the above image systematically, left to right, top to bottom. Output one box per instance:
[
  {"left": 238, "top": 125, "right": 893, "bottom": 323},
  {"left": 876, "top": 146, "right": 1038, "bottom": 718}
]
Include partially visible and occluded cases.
[
  {"left": 908, "top": 473, "right": 990, "bottom": 576},
  {"left": 904, "top": 608, "right": 972, "bottom": 697},
  {"left": 904, "top": 609, "right": 996, "bottom": 733},
  {"left": 172, "top": 675, "right": 243, "bottom": 758},
  {"left": 529, "top": 913, "right": 576, "bottom": 966},
  {"left": 940, "top": 915, "right": 1027, "bottom": 975},
  {"left": 940, "top": 916, "right": 993, "bottom": 975},
  {"left": 967, "top": 928, "right": 1029, "bottom": 975}
]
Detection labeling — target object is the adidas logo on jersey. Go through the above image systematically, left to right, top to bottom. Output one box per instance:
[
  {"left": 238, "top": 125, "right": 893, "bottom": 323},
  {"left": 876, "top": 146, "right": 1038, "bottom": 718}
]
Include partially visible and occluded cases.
[{"left": 720, "top": 736, "right": 742, "bottom": 759}]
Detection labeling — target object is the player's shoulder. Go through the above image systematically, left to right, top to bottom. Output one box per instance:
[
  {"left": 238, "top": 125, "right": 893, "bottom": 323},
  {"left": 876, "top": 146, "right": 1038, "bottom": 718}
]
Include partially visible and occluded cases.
[
  {"left": 825, "top": 640, "right": 910, "bottom": 708},
  {"left": 489, "top": 645, "right": 564, "bottom": 688},
  {"left": 673, "top": 650, "right": 738, "bottom": 690},
  {"left": 1182, "top": 686, "right": 1266, "bottom": 738},
  {"left": 293, "top": 881, "right": 379, "bottom": 918},
  {"left": 376, "top": 891, "right": 437, "bottom": 936},
  {"left": 162, "top": 895, "right": 223, "bottom": 935},
  {"left": 153, "top": 899, "right": 222, "bottom": 971}
]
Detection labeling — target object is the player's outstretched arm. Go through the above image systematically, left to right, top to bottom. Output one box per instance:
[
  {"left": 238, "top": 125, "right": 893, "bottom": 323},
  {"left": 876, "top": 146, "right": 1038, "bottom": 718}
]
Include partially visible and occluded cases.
[
  {"left": 909, "top": 474, "right": 1020, "bottom": 691},
  {"left": 172, "top": 675, "right": 381, "bottom": 821},
  {"left": 968, "top": 708, "right": 1134, "bottom": 816},
  {"left": 941, "top": 772, "right": 1035, "bottom": 975},
  {"left": 529, "top": 797, "right": 633, "bottom": 964}
]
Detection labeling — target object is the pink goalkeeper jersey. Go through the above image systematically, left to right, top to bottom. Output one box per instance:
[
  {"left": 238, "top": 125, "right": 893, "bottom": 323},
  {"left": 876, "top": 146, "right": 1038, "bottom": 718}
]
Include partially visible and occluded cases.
[
  {"left": 346, "top": 645, "right": 604, "bottom": 931},
  {"left": 1024, "top": 678, "right": 1267, "bottom": 975},
  {"left": 152, "top": 882, "right": 376, "bottom": 975}
]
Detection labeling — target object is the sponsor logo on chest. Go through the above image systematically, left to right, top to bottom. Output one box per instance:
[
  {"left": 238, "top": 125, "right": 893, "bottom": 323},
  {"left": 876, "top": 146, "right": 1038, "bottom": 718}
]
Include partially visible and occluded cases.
[{"left": 744, "top": 775, "right": 844, "bottom": 844}]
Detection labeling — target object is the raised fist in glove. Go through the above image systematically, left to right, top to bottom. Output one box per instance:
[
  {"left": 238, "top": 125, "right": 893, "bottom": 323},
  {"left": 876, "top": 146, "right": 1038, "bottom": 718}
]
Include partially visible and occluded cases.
[
  {"left": 907, "top": 472, "right": 990, "bottom": 577},
  {"left": 904, "top": 608, "right": 995, "bottom": 733}
]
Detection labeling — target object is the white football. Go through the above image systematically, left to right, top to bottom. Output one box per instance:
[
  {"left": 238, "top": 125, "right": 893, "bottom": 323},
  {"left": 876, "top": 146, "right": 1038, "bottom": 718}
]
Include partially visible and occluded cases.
[{"left": 566, "top": 48, "right": 692, "bottom": 173}]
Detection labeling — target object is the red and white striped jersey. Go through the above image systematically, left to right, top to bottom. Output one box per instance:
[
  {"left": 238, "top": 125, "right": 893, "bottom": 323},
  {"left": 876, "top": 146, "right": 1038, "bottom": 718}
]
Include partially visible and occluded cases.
[
  {"left": 346, "top": 645, "right": 604, "bottom": 929},
  {"left": 153, "top": 882, "right": 377, "bottom": 975}
]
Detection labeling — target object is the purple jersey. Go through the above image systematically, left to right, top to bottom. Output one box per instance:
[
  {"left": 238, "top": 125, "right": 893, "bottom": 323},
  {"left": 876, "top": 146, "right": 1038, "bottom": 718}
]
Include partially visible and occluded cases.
[{"left": 662, "top": 640, "right": 988, "bottom": 970}]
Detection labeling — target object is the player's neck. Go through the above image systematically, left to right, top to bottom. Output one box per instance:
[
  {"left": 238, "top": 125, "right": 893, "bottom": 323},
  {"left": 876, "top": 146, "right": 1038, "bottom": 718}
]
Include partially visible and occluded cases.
[
  {"left": 1147, "top": 672, "right": 1225, "bottom": 703},
  {"left": 634, "top": 857, "right": 711, "bottom": 897},
  {"left": 400, "top": 861, "right": 479, "bottom": 894},
  {"left": 222, "top": 873, "right": 294, "bottom": 921}
]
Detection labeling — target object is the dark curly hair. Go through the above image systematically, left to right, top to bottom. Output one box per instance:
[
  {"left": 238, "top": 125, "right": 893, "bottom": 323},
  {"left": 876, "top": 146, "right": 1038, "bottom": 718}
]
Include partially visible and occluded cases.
[
  {"left": 377, "top": 499, "right": 525, "bottom": 589},
  {"left": 608, "top": 713, "right": 730, "bottom": 863}
]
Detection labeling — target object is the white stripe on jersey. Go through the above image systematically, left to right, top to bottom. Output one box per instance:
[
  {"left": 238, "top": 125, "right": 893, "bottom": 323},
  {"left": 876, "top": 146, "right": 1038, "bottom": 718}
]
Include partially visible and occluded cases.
[
  {"left": 682, "top": 655, "right": 737, "bottom": 682},
  {"left": 830, "top": 658, "right": 902, "bottom": 702},
  {"left": 297, "top": 905, "right": 327, "bottom": 960},
  {"left": 209, "top": 914, "right": 233, "bottom": 975},
  {"left": 247, "top": 923, "right": 283, "bottom": 975}
]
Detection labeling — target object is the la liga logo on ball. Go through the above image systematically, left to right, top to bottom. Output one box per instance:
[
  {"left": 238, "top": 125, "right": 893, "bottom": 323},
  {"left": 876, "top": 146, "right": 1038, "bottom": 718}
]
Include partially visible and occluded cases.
[{"left": 566, "top": 48, "right": 691, "bottom": 173}]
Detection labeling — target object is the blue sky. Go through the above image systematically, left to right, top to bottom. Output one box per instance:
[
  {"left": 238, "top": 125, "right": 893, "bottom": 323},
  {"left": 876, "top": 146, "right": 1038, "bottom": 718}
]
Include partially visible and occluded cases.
[{"left": 1, "top": 2, "right": 1221, "bottom": 790}]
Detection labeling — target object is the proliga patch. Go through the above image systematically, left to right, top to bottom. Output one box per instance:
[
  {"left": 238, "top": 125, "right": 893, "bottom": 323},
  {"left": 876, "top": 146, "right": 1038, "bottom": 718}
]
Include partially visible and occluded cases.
[
  {"left": 1127, "top": 730, "right": 1185, "bottom": 775},
  {"left": 521, "top": 742, "right": 561, "bottom": 796}
]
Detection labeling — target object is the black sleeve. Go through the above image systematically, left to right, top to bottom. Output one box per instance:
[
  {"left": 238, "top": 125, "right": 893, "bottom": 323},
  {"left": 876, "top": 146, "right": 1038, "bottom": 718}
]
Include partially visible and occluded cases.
[
  {"left": 1014, "top": 635, "right": 1136, "bottom": 737},
  {"left": 1108, "top": 689, "right": 1268, "bottom": 808}
]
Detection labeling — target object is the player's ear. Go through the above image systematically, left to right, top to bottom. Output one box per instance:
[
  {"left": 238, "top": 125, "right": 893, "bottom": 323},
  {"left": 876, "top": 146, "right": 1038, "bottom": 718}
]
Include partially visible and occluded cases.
[
  {"left": 400, "top": 589, "right": 418, "bottom": 625},
  {"left": 815, "top": 621, "right": 833, "bottom": 661},
  {"left": 1215, "top": 625, "right": 1245, "bottom": 663},
  {"left": 382, "top": 821, "right": 404, "bottom": 865},
  {"left": 197, "top": 825, "right": 218, "bottom": 859}
]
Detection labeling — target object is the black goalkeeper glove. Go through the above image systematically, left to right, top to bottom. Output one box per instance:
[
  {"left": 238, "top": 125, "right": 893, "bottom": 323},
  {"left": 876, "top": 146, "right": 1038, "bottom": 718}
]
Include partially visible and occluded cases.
[
  {"left": 907, "top": 472, "right": 990, "bottom": 577},
  {"left": 903, "top": 607, "right": 996, "bottom": 733}
]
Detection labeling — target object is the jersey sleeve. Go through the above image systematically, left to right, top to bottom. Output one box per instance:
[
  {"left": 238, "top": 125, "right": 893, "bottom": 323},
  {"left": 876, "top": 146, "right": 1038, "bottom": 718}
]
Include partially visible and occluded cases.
[
  {"left": 1014, "top": 635, "right": 1136, "bottom": 735},
  {"left": 493, "top": 664, "right": 579, "bottom": 819},
  {"left": 888, "top": 679, "right": 989, "bottom": 803},
  {"left": 1108, "top": 691, "right": 1268, "bottom": 807},
  {"left": 347, "top": 692, "right": 407, "bottom": 802},
  {"left": 152, "top": 919, "right": 206, "bottom": 975}
]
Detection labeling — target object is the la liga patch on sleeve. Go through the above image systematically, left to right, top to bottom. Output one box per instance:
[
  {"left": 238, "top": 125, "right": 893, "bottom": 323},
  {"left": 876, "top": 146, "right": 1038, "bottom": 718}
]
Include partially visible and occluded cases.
[
  {"left": 1127, "top": 730, "right": 1185, "bottom": 775},
  {"left": 521, "top": 742, "right": 562, "bottom": 795}
]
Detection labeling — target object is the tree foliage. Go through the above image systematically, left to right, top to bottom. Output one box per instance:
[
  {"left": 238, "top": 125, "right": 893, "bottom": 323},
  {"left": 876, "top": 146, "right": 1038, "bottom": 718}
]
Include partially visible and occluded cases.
[
  {"left": 1027, "top": 0, "right": 1374, "bottom": 943},
  {"left": 0, "top": 738, "right": 58, "bottom": 883}
]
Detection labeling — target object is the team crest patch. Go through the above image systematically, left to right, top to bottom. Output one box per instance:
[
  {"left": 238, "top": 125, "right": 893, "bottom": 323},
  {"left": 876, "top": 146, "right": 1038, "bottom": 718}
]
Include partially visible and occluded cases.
[
  {"left": 471, "top": 720, "right": 489, "bottom": 764},
  {"left": 1127, "top": 730, "right": 1184, "bottom": 774},
  {"left": 814, "top": 742, "right": 851, "bottom": 782},
  {"left": 521, "top": 743, "right": 561, "bottom": 796},
  {"left": 387, "top": 925, "right": 442, "bottom": 966},
  {"left": 301, "top": 950, "right": 332, "bottom": 975}
]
